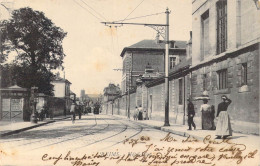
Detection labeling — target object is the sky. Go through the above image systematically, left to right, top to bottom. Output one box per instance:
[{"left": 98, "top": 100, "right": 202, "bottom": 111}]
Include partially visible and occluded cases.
[{"left": 0, "top": 0, "right": 192, "bottom": 96}]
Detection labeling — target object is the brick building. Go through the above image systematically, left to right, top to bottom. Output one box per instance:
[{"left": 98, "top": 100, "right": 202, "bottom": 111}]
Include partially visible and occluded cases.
[
  {"left": 191, "top": 0, "right": 260, "bottom": 134},
  {"left": 120, "top": 39, "right": 186, "bottom": 94}
]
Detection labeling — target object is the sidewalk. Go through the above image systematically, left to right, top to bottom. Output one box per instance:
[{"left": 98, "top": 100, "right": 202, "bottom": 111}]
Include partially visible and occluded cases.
[
  {"left": 111, "top": 114, "right": 260, "bottom": 146},
  {"left": 0, "top": 115, "right": 70, "bottom": 137}
]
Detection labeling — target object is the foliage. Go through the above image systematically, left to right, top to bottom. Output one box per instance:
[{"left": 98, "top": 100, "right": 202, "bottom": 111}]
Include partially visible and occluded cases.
[
  {"left": 0, "top": 7, "right": 67, "bottom": 95},
  {"left": 1, "top": 63, "right": 55, "bottom": 96}
]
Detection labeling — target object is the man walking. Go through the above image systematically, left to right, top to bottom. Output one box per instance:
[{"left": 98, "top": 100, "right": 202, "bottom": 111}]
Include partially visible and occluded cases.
[
  {"left": 187, "top": 98, "right": 196, "bottom": 130},
  {"left": 70, "top": 102, "right": 76, "bottom": 124}
]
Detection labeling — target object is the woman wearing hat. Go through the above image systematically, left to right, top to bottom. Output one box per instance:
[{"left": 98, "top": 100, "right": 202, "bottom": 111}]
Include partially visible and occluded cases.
[
  {"left": 216, "top": 95, "right": 232, "bottom": 139},
  {"left": 200, "top": 98, "right": 214, "bottom": 130}
]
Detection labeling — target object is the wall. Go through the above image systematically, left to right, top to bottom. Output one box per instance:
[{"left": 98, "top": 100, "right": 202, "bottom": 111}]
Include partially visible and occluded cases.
[
  {"left": 191, "top": 44, "right": 259, "bottom": 134},
  {"left": 52, "top": 82, "right": 65, "bottom": 98},
  {"left": 147, "top": 83, "right": 165, "bottom": 122},
  {"left": 47, "top": 97, "right": 66, "bottom": 117}
]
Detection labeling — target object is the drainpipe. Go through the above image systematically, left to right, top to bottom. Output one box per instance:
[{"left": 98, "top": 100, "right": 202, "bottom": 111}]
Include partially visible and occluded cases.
[{"left": 183, "top": 75, "right": 186, "bottom": 125}]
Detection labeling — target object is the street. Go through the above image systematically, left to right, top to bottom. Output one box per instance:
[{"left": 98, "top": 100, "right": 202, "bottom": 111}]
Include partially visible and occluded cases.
[
  {"left": 0, "top": 114, "right": 183, "bottom": 166},
  {"left": 1, "top": 114, "right": 259, "bottom": 166}
]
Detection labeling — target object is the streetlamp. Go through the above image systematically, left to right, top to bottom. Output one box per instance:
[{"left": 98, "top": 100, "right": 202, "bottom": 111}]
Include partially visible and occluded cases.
[{"left": 30, "top": 86, "right": 38, "bottom": 123}]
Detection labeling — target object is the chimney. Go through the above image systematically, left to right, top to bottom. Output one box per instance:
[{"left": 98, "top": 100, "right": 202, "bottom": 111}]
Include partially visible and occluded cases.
[{"left": 170, "top": 41, "right": 175, "bottom": 48}]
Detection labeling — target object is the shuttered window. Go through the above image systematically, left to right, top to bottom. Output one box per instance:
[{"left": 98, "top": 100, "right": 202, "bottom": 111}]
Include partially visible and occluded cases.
[
  {"left": 216, "top": 0, "right": 227, "bottom": 54},
  {"left": 201, "top": 10, "right": 209, "bottom": 61},
  {"left": 217, "top": 69, "right": 227, "bottom": 89}
]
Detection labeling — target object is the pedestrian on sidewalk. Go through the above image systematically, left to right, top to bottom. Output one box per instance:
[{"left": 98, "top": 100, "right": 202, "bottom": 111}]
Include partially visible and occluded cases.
[
  {"left": 215, "top": 95, "right": 232, "bottom": 139},
  {"left": 187, "top": 97, "right": 196, "bottom": 130},
  {"left": 200, "top": 98, "right": 214, "bottom": 130},
  {"left": 70, "top": 102, "right": 76, "bottom": 124},
  {"left": 138, "top": 105, "right": 143, "bottom": 120},
  {"left": 133, "top": 106, "right": 138, "bottom": 120}
]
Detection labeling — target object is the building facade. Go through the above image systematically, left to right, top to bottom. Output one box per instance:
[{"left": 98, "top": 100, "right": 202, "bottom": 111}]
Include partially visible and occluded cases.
[
  {"left": 191, "top": 0, "right": 260, "bottom": 134},
  {"left": 120, "top": 39, "right": 186, "bottom": 94},
  {"left": 51, "top": 73, "right": 72, "bottom": 115}
]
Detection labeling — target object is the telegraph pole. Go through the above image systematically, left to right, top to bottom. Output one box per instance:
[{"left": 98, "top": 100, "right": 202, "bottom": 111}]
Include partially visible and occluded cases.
[{"left": 104, "top": 8, "right": 171, "bottom": 126}]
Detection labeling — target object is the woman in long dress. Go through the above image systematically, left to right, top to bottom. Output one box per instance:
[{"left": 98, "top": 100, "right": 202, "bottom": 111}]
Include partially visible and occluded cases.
[
  {"left": 216, "top": 95, "right": 232, "bottom": 139},
  {"left": 200, "top": 99, "right": 214, "bottom": 130}
]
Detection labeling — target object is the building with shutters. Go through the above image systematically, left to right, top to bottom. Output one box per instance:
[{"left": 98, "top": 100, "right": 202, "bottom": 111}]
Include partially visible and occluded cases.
[{"left": 190, "top": 0, "right": 260, "bottom": 134}]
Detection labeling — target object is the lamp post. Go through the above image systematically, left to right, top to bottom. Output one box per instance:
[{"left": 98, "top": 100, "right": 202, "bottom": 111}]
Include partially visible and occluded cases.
[{"left": 30, "top": 86, "right": 38, "bottom": 123}]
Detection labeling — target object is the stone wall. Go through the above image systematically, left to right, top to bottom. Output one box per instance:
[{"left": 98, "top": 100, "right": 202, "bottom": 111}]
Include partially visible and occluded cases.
[{"left": 191, "top": 44, "right": 259, "bottom": 134}]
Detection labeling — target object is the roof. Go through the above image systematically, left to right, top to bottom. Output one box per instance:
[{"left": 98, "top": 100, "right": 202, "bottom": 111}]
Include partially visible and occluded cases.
[
  {"left": 120, "top": 39, "right": 187, "bottom": 57},
  {"left": 129, "top": 40, "right": 187, "bottom": 49},
  {"left": 52, "top": 76, "right": 71, "bottom": 84},
  {"left": 0, "top": 85, "right": 28, "bottom": 91}
]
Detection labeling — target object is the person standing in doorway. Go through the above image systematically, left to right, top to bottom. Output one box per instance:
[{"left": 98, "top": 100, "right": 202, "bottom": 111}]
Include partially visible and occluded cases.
[
  {"left": 216, "top": 95, "right": 232, "bottom": 139},
  {"left": 187, "top": 98, "right": 196, "bottom": 130}
]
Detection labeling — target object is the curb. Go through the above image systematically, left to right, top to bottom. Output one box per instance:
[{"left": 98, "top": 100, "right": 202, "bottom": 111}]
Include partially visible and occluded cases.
[
  {"left": 111, "top": 115, "right": 205, "bottom": 140},
  {"left": 0, "top": 117, "right": 70, "bottom": 138}
]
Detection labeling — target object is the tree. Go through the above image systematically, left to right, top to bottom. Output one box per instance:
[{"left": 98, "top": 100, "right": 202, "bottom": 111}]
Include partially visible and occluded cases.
[{"left": 1, "top": 7, "right": 67, "bottom": 95}]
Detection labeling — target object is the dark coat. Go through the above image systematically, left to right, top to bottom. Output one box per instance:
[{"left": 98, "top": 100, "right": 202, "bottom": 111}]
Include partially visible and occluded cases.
[{"left": 187, "top": 102, "right": 195, "bottom": 116}]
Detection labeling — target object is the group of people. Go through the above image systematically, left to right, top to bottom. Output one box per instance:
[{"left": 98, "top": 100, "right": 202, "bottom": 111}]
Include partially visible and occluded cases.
[
  {"left": 187, "top": 95, "right": 232, "bottom": 139},
  {"left": 70, "top": 102, "right": 84, "bottom": 123},
  {"left": 133, "top": 105, "right": 144, "bottom": 120}
]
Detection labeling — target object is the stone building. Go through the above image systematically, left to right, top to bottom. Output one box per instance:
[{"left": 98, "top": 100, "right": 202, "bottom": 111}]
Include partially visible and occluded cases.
[
  {"left": 191, "top": 0, "right": 260, "bottom": 134},
  {"left": 103, "top": 83, "right": 121, "bottom": 114}
]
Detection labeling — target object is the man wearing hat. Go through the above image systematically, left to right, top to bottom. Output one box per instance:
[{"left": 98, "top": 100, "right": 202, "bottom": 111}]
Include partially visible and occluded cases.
[
  {"left": 216, "top": 95, "right": 232, "bottom": 139},
  {"left": 187, "top": 97, "right": 196, "bottom": 130}
]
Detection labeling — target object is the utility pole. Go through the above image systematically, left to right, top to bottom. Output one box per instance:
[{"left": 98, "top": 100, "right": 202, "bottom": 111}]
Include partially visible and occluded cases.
[
  {"left": 104, "top": 8, "right": 171, "bottom": 126},
  {"left": 164, "top": 8, "right": 170, "bottom": 126}
]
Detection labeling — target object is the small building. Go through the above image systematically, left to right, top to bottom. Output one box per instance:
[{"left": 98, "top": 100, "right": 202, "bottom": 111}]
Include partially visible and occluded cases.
[
  {"left": 51, "top": 73, "right": 72, "bottom": 115},
  {"left": 0, "top": 85, "right": 30, "bottom": 121}
]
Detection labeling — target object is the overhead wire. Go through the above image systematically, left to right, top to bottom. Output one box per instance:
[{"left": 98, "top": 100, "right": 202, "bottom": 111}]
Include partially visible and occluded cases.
[
  {"left": 72, "top": 0, "right": 103, "bottom": 22},
  {"left": 80, "top": 0, "right": 108, "bottom": 21},
  {"left": 121, "top": 0, "right": 145, "bottom": 22},
  {"left": 113, "top": 12, "right": 165, "bottom": 23}
]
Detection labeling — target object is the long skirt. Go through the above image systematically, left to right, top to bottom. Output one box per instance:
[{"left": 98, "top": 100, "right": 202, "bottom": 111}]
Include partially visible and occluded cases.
[
  {"left": 202, "top": 111, "right": 214, "bottom": 130},
  {"left": 216, "top": 111, "right": 232, "bottom": 136}
]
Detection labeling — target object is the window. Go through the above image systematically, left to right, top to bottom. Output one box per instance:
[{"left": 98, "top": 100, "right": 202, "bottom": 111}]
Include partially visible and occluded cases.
[
  {"left": 216, "top": 0, "right": 227, "bottom": 54},
  {"left": 201, "top": 10, "right": 209, "bottom": 61},
  {"left": 169, "top": 56, "right": 179, "bottom": 69},
  {"left": 170, "top": 57, "right": 176, "bottom": 69},
  {"left": 241, "top": 63, "right": 247, "bottom": 86},
  {"left": 217, "top": 69, "right": 227, "bottom": 89},
  {"left": 202, "top": 74, "right": 207, "bottom": 91},
  {"left": 179, "top": 79, "right": 183, "bottom": 105}
]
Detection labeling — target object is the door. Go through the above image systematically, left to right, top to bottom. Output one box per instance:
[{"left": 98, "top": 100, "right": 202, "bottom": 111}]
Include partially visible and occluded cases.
[{"left": 1, "top": 98, "right": 23, "bottom": 121}]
